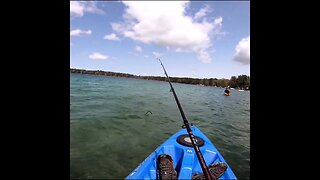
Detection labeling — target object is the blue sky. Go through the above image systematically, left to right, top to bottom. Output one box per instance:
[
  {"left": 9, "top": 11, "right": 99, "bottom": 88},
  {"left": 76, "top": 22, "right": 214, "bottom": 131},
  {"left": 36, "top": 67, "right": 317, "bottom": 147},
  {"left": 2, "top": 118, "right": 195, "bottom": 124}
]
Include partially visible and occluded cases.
[{"left": 70, "top": 1, "right": 250, "bottom": 79}]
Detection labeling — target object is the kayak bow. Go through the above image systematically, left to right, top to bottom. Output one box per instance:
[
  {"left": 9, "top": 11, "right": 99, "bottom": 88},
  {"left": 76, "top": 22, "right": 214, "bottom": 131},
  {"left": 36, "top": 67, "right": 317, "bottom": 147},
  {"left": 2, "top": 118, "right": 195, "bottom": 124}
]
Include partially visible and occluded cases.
[{"left": 126, "top": 126, "right": 237, "bottom": 179}]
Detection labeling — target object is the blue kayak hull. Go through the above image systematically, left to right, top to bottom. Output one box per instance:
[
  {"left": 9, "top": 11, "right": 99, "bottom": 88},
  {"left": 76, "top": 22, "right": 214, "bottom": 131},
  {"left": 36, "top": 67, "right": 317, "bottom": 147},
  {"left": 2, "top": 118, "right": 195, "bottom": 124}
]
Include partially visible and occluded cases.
[{"left": 126, "top": 126, "right": 237, "bottom": 179}]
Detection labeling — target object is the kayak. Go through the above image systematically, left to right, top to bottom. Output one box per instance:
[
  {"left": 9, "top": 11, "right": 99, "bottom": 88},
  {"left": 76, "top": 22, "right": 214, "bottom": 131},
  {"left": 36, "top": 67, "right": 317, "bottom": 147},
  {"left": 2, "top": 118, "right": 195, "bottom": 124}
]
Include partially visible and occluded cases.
[
  {"left": 224, "top": 93, "right": 231, "bottom": 96},
  {"left": 126, "top": 126, "right": 237, "bottom": 179}
]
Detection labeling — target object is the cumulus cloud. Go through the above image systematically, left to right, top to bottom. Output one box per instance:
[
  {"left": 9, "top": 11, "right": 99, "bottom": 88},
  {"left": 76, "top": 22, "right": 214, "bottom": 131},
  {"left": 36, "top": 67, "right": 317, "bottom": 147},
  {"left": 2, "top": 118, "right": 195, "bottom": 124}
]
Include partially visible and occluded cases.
[
  {"left": 70, "top": 1, "right": 104, "bottom": 18},
  {"left": 112, "top": 1, "right": 223, "bottom": 63},
  {"left": 194, "top": 4, "right": 212, "bottom": 20},
  {"left": 70, "top": 29, "right": 92, "bottom": 36},
  {"left": 104, "top": 33, "right": 120, "bottom": 41},
  {"left": 233, "top": 36, "right": 250, "bottom": 65},
  {"left": 129, "top": 46, "right": 143, "bottom": 56},
  {"left": 135, "top": 46, "right": 142, "bottom": 53},
  {"left": 152, "top": 51, "right": 162, "bottom": 58},
  {"left": 89, "top": 52, "right": 108, "bottom": 60}
]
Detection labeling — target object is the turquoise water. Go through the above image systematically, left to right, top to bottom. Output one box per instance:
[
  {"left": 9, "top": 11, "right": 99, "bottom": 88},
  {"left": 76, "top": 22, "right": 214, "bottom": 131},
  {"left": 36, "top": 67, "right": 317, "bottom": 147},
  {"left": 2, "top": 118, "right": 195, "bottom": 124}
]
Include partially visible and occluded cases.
[{"left": 70, "top": 73, "right": 250, "bottom": 179}]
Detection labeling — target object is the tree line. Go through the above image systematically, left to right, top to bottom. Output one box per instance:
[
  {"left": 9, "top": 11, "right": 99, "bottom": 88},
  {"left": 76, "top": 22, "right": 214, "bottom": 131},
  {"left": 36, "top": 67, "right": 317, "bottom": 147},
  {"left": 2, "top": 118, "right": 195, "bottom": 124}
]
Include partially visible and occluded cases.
[{"left": 70, "top": 68, "right": 250, "bottom": 90}]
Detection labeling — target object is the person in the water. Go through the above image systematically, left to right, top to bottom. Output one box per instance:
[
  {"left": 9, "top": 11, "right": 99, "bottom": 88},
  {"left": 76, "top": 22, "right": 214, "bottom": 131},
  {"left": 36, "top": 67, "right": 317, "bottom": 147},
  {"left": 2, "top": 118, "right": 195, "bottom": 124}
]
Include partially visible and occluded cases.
[{"left": 224, "top": 86, "right": 230, "bottom": 94}]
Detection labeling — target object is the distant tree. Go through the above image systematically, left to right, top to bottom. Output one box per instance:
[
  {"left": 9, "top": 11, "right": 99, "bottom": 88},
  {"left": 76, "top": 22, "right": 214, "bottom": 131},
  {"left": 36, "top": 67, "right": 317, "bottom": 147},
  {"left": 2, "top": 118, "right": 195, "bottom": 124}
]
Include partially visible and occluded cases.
[
  {"left": 70, "top": 68, "right": 249, "bottom": 90},
  {"left": 237, "top": 75, "right": 250, "bottom": 89},
  {"left": 229, "top": 76, "right": 237, "bottom": 88},
  {"left": 209, "top": 78, "right": 215, "bottom": 86},
  {"left": 199, "top": 79, "right": 204, "bottom": 85},
  {"left": 203, "top": 79, "right": 210, "bottom": 86},
  {"left": 215, "top": 79, "right": 229, "bottom": 87}
]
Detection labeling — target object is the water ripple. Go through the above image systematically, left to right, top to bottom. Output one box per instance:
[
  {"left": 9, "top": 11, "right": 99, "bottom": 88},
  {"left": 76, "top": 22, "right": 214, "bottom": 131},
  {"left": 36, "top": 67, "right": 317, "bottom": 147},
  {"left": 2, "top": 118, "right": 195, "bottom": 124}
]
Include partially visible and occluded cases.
[{"left": 70, "top": 73, "right": 250, "bottom": 179}]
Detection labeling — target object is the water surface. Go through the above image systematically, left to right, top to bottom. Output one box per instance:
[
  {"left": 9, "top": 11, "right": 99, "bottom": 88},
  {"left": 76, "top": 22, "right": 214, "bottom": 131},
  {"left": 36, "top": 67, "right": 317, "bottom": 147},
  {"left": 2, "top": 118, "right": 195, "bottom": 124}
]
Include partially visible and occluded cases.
[{"left": 70, "top": 73, "right": 250, "bottom": 179}]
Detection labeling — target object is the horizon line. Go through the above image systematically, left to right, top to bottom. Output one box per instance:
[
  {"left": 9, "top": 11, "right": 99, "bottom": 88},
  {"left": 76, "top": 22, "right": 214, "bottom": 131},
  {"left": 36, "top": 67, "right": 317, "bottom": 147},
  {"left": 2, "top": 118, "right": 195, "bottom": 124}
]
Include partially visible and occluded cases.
[{"left": 70, "top": 67, "right": 250, "bottom": 80}]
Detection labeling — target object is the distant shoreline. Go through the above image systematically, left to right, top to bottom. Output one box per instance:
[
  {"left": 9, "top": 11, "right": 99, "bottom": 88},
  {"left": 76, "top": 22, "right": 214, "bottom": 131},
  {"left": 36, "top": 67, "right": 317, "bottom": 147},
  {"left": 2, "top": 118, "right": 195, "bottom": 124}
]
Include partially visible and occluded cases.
[{"left": 70, "top": 68, "right": 250, "bottom": 90}]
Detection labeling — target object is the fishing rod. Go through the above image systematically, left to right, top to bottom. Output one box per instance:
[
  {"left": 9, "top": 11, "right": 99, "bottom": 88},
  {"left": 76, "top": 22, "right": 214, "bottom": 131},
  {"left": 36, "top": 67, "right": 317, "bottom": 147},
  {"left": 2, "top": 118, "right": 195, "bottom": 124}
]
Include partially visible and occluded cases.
[{"left": 157, "top": 58, "right": 212, "bottom": 180}]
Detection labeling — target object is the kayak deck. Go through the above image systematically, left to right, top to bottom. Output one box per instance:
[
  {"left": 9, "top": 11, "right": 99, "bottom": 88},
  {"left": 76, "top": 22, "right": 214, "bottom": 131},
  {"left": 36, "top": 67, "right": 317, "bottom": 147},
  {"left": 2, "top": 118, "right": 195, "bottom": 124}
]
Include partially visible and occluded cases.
[{"left": 126, "top": 126, "right": 237, "bottom": 179}]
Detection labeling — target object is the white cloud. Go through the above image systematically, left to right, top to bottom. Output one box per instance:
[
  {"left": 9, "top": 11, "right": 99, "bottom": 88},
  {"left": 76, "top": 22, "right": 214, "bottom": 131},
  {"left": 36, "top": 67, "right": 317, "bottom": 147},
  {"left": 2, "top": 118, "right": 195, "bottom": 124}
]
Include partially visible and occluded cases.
[
  {"left": 70, "top": 1, "right": 84, "bottom": 17},
  {"left": 112, "top": 1, "right": 223, "bottom": 63},
  {"left": 70, "top": 2, "right": 104, "bottom": 18},
  {"left": 194, "top": 4, "right": 212, "bottom": 21},
  {"left": 70, "top": 29, "right": 92, "bottom": 36},
  {"left": 104, "top": 33, "right": 120, "bottom": 41},
  {"left": 233, "top": 36, "right": 250, "bottom": 65},
  {"left": 129, "top": 46, "right": 143, "bottom": 56},
  {"left": 135, "top": 46, "right": 142, "bottom": 53},
  {"left": 198, "top": 50, "right": 211, "bottom": 63},
  {"left": 152, "top": 51, "right": 162, "bottom": 58},
  {"left": 89, "top": 52, "right": 108, "bottom": 60}
]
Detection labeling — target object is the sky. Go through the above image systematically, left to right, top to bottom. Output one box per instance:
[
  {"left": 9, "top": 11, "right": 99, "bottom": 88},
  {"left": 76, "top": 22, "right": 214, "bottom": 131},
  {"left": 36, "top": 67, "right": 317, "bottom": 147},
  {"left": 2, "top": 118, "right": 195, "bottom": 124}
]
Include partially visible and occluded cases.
[{"left": 70, "top": 1, "right": 250, "bottom": 79}]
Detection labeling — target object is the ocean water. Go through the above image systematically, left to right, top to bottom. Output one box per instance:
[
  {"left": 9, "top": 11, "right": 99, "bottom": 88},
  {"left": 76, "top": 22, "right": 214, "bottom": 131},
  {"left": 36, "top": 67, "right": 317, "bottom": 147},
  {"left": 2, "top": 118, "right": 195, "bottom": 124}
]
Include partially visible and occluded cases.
[{"left": 70, "top": 73, "right": 250, "bottom": 179}]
